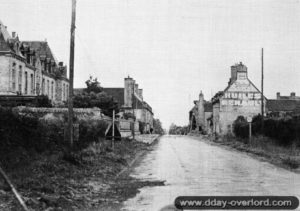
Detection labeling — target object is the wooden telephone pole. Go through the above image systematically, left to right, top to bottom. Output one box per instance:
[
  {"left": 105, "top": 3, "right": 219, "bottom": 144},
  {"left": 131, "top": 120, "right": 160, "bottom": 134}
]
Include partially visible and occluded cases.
[
  {"left": 68, "top": 0, "right": 76, "bottom": 147},
  {"left": 261, "top": 48, "right": 264, "bottom": 133},
  {"left": 132, "top": 88, "right": 135, "bottom": 140}
]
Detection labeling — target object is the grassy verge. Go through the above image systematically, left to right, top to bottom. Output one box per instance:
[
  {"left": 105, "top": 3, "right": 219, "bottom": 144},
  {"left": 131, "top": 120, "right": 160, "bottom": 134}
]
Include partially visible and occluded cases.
[
  {"left": 210, "top": 134, "right": 300, "bottom": 171},
  {"left": 0, "top": 138, "right": 162, "bottom": 211}
]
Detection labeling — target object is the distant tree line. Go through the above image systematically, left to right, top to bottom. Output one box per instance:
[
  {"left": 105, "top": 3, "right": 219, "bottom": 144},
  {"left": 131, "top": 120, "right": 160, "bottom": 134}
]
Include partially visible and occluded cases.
[
  {"left": 233, "top": 114, "right": 300, "bottom": 147},
  {"left": 168, "top": 123, "right": 189, "bottom": 135}
]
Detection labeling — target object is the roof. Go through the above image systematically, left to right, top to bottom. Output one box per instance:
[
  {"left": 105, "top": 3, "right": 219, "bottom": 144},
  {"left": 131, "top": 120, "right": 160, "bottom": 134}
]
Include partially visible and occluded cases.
[
  {"left": 0, "top": 20, "right": 11, "bottom": 41},
  {"left": 22, "top": 41, "right": 58, "bottom": 63},
  {"left": 102, "top": 88, "right": 124, "bottom": 106},
  {"left": 266, "top": 100, "right": 300, "bottom": 112}
]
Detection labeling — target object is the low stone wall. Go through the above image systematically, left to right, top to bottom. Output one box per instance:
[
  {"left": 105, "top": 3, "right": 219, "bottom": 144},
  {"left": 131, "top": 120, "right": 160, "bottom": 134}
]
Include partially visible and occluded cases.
[
  {"left": 12, "top": 106, "right": 107, "bottom": 122},
  {"left": 13, "top": 106, "right": 102, "bottom": 116}
]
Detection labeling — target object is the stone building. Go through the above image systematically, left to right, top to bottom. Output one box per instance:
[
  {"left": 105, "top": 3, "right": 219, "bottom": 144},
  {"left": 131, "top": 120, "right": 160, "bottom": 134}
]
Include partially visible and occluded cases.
[
  {"left": 0, "top": 20, "right": 69, "bottom": 105},
  {"left": 211, "top": 62, "right": 266, "bottom": 135},
  {"left": 74, "top": 76, "right": 154, "bottom": 133},
  {"left": 104, "top": 77, "right": 154, "bottom": 133},
  {"left": 189, "top": 91, "right": 212, "bottom": 134}
]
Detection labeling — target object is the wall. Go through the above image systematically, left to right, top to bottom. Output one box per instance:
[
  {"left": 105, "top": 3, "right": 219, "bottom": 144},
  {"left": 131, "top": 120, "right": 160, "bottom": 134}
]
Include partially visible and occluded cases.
[
  {"left": 0, "top": 54, "right": 69, "bottom": 105},
  {"left": 0, "top": 55, "right": 36, "bottom": 96},
  {"left": 0, "top": 56, "right": 10, "bottom": 94},
  {"left": 217, "top": 78, "right": 266, "bottom": 134},
  {"left": 213, "top": 102, "right": 220, "bottom": 134},
  {"left": 13, "top": 106, "right": 103, "bottom": 122},
  {"left": 204, "top": 111, "right": 212, "bottom": 133}
]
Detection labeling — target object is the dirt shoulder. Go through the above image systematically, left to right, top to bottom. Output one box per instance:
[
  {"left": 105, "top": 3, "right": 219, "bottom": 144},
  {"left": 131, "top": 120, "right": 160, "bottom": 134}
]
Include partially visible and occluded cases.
[
  {"left": 189, "top": 134, "right": 300, "bottom": 173},
  {"left": 0, "top": 135, "right": 163, "bottom": 211}
]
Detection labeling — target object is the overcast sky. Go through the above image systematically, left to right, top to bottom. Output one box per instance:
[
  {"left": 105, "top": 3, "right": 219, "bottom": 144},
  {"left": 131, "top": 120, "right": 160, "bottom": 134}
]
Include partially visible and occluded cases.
[{"left": 1, "top": 0, "right": 300, "bottom": 129}]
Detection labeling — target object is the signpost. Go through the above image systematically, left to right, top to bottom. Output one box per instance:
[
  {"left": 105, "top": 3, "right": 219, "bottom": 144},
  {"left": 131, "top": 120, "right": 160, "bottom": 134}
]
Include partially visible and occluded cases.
[{"left": 247, "top": 116, "right": 252, "bottom": 145}]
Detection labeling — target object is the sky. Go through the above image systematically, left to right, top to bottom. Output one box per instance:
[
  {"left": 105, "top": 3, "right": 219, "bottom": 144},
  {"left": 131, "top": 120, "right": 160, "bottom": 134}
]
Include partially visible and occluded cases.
[{"left": 1, "top": 0, "right": 300, "bottom": 129}]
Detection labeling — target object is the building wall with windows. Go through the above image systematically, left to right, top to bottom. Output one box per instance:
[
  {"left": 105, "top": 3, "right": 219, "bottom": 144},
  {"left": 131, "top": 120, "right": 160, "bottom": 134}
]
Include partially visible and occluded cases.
[{"left": 0, "top": 20, "right": 69, "bottom": 105}]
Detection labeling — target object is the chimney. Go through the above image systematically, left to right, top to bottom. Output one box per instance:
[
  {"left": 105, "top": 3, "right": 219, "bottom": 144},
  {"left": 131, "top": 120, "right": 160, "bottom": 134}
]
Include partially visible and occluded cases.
[
  {"left": 12, "top": 32, "right": 16, "bottom": 38},
  {"left": 230, "top": 65, "right": 238, "bottom": 82},
  {"left": 124, "top": 76, "right": 135, "bottom": 107},
  {"left": 134, "top": 84, "right": 139, "bottom": 95},
  {"left": 138, "top": 89, "right": 143, "bottom": 100},
  {"left": 276, "top": 92, "right": 280, "bottom": 100},
  {"left": 291, "top": 92, "right": 296, "bottom": 99}
]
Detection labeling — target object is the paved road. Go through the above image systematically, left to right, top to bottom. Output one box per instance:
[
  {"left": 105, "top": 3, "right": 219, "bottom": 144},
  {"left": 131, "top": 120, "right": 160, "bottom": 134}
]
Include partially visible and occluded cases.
[{"left": 121, "top": 135, "right": 300, "bottom": 211}]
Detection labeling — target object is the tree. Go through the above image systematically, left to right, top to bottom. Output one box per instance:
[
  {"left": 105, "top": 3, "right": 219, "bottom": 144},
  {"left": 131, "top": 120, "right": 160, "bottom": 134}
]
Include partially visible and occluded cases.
[
  {"left": 73, "top": 76, "right": 119, "bottom": 117},
  {"left": 85, "top": 76, "right": 103, "bottom": 93},
  {"left": 153, "top": 118, "right": 164, "bottom": 135},
  {"left": 168, "top": 123, "right": 178, "bottom": 135},
  {"left": 169, "top": 123, "right": 189, "bottom": 135}
]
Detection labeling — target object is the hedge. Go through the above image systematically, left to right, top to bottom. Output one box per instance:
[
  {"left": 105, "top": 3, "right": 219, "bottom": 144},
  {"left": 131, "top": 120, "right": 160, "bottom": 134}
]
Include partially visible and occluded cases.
[{"left": 233, "top": 114, "right": 300, "bottom": 146}]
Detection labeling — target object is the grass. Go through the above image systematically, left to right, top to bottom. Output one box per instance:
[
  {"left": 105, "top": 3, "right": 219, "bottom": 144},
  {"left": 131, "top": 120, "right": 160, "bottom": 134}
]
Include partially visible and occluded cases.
[
  {"left": 220, "top": 134, "right": 300, "bottom": 170},
  {"left": 0, "top": 138, "right": 150, "bottom": 210}
]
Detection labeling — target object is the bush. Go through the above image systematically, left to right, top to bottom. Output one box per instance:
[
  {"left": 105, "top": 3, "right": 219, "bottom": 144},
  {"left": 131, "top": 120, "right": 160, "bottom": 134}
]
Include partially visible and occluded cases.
[
  {"left": 35, "top": 95, "right": 52, "bottom": 107},
  {"left": 0, "top": 108, "right": 63, "bottom": 154},
  {"left": 233, "top": 116, "right": 249, "bottom": 139},
  {"left": 76, "top": 119, "right": 109, "bottom": 149}
]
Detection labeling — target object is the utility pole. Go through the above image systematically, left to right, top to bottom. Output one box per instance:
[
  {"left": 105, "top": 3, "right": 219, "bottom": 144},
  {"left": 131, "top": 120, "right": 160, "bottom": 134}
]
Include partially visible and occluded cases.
[
  {"left": 68, "top": 0, "right": 76, "bottom": 147},
  {"left": 261, "top": 48, "right": 264, "bottom": 134},
  {"left": 132, "top": 87, "right": 135, "bottom": 140},
  {"left": 112, "top": 110, "right": 115, "bottom": 150}
]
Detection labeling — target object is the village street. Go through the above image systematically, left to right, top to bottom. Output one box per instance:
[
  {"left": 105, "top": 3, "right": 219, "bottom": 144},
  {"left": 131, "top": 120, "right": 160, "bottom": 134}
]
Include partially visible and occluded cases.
[{"left": 121, "top": 135, "right": 300, "bottom": 211}]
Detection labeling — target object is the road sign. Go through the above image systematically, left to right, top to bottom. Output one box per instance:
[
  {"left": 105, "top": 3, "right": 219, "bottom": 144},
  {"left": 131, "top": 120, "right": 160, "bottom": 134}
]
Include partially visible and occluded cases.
[{"left": 247, "top": 116, "right": 252, "bottom": 123}]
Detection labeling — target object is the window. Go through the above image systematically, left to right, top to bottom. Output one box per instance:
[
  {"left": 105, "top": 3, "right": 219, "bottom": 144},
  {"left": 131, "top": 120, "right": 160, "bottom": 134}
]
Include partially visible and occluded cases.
[
  {"left": 18, "top": 66, "right": 22, "bottom": 93},
  {"left": 12, "top": 71, "right": 16, "bottom": 91},
  {"left": 24, "top": 71, "right": 28, "bottom": 94},
  {"left": 30, "top": 74, "right": 34, "bottom": 94},
  {"left": 47, "top": 80, "right": 49, "bottom": 96},
  {"left": 51, "top": 81, "right": 54, "bottom": 99}
]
